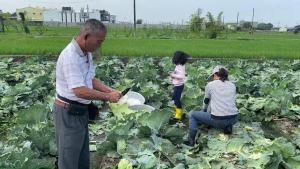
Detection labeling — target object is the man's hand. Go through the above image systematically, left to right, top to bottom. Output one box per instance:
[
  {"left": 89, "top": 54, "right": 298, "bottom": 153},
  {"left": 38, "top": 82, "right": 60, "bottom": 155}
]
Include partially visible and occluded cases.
[{"left": 107, "top": 91, "right": 121, "bottom": 103}]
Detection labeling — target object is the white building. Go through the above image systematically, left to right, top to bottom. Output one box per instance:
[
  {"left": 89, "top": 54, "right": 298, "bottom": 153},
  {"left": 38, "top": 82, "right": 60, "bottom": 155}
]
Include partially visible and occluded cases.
[
  {"left": 43, "top": 7, "right": 115, "bottom": 24},
  {"left": 44, "top": 7, "right": 81, "bottom": 23},
  {"left": 44, "top": 9, "right": 61, "bottom": 22},
  {"left": 88, "top": 9, "right": 111, "bottom": 23},
  {"left": 89, "top": 10, "right": 102, "bottom": 21},
  {"left": 225, "top": 23, "right": 238, "bottom": 30},
  {"left": 279, "top": 27, "right": 288, "bottom": 32}
]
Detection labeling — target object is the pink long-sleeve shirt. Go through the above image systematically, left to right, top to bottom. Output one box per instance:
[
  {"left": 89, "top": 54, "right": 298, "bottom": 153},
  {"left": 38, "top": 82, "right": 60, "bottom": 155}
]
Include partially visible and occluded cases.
[{"left": 170, "top": 65, "right": 186, "bottom": 86}]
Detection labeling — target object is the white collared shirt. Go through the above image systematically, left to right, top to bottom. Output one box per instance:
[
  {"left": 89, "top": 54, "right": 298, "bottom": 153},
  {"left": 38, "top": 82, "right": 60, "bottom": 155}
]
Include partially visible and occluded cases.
[
  {"left": 56, "top": 39, "right": 95, "bottom": 104},
  {"left": 204, "top": 80, "right": 238, "bottom": 116}
]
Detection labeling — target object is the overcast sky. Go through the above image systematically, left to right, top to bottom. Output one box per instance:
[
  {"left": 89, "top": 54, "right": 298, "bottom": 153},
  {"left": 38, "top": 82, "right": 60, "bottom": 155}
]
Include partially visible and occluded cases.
[{"left": 1, "top": 0, "right": 299, "bottom": 27}]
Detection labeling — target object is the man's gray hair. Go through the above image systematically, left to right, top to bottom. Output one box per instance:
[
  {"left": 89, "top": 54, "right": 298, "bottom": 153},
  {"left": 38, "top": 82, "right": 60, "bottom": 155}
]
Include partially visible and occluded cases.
[{"left": 80, "top": 19, "right": 107, "bottom": 34}]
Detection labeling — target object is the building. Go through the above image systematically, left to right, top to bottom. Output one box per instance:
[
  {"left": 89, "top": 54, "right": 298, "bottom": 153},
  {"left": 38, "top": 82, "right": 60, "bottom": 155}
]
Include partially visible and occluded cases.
[
  {"left": 16, "top": 7, "right": 44, "bottom": 23},
  {"left": 43, "top": 7, "right": 115, "bottom": 25},
  {"left": 44, "top": 7, "right": 80, "bottom": 24},
  {"left": 44, "top": 7, "right": 87, "bottom": 24},
  {"left": 61, "top": 7, "right": 78, "bottom": 23},
  {"left": 43, "top": 8, "right": 62, "bottom": 22},
  {"left": 89, "top": 9, "right": 110, "bottom": 22},
  {"left": 225, "top": 23, "right": 238, "bottom": 30},
  {"left": 279, "top": 27, "right": 288, "bottom": 32}
]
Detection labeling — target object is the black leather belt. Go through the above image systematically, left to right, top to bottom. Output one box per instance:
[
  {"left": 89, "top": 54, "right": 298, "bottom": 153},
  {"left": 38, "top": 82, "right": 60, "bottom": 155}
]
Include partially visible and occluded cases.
[{"left": 57, "top": 94, "right": 89, "bottom": 106}]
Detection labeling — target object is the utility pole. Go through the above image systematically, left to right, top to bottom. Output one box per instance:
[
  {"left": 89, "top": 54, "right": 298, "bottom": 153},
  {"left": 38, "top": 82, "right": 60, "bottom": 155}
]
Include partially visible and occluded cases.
[
  {"left": 133, "top": 0, "right": 136, "bottom": 36},
  {"left": 87, "top": 5, "right": 89, "bottom": 18},
  {"left": 197, "top": 8, "right": 202, "bottom": 17},
  {"left": 251, "top": 8, "right": 255, "bottom": 34},
  {"left": 251, "top": 8, "right": 254, "bottom": 27},
  {"left": 0, "top": 10, "right": 4, "bottom": 32},
  {"left": 71, "top": 10, "right": 73, "bottom": 23},
  {"left": 61, "top": 11, "right": 63, "bottom": 23},
  {"left": 65, "top": 11, "right": 68, "bottom": 27},
  {"left": 236, "top": 12, "right": 239, "bottom": 30},
  {"left": 236, "top": 12, "right": 239, "bottom": 25}
]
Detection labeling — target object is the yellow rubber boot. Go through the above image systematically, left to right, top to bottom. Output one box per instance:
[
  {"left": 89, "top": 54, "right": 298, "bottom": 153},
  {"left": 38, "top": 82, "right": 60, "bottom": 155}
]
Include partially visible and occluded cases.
[{"left": 174, "top": 108, "right": 183, "bottom": 120}]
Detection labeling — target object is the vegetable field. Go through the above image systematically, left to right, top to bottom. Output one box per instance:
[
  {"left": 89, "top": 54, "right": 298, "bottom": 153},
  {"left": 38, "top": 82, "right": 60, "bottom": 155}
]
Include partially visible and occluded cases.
[{"left": 0, "top": 56, "right": 300, "bottom": 169}]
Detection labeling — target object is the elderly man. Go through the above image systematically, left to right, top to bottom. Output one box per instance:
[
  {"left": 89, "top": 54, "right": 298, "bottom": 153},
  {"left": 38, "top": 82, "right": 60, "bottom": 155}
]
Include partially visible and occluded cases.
[{"left": 54, "top": 19, "right": 121, "bottom": 169}]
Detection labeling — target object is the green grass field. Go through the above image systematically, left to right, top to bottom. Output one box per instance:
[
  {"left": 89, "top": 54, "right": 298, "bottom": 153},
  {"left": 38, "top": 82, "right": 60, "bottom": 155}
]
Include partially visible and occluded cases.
[{"left": 0, "top": 26, "right": 300, "bottom": 59}]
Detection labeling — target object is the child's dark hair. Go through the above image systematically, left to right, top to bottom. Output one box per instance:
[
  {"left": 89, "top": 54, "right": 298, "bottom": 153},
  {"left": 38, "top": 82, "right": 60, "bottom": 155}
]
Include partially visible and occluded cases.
[
  {"left": 172, "top": 51, "right": 190, "bottom": 65},
  {"left": 216, "top": 68, "right": 228, "bottom": 82}
]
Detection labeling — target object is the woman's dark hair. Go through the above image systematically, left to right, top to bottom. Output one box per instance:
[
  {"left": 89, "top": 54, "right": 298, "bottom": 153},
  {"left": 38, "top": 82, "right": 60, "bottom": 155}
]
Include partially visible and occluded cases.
[
  {"left": 172, "top": 51, "right": 190, "bottom": 65},
  {"left": 216, "top": 68, "right": 228, "bottom": 82}
]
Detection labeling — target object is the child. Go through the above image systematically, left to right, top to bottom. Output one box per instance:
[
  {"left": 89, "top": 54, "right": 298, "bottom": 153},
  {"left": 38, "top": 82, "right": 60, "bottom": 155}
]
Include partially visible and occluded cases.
[{"left": 170, "top": 51, "right": 190, "bottom": 120}]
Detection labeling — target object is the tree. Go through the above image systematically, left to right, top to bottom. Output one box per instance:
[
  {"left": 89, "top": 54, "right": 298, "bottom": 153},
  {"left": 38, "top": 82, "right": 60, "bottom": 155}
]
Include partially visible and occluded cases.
[
  {"left": 189, "top": 8, "right": 204, "bottom": 32},
  {"left": 0, "top": 12, "right": 10, "bottom": 32},
  {"left": 19, "top": 12, "right": 30, "bottom": 34},
  {"left": 205, "top": 12, "right": 224, "bottom": 39},
  {"left": 206, "top": 12, "right": 215, "bottom": 28},
  {"left": 216, "top": 12, "right": 224, "bottom": 27},
  {"left": 0, "top": 15, "right": 4, "bottom": 32},
  {"left": 189, "top": 15, "right": 204, "bottom": 32},
  {"left": 242, "top": 22, "right": 252, "bottom": 30},
  {"left": 257, "top": 23, "right": 273, "bottom": 30},
  {"left": 35, "top": 25, "right": 47, "bottom": 35},
  {"left": 294, "top": 25, "right": 300, "bottom": 34}
]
